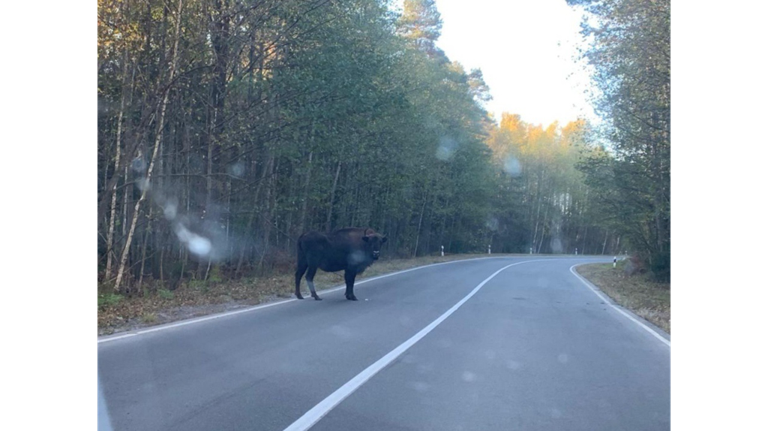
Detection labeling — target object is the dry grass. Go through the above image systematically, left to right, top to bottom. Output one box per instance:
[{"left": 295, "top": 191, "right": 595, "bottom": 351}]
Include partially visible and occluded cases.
[
  {"left": 98, "top": 253, "right": 502, "bottom": 335},
  {"left": 575, "top": 261, "right": 670, "bottom": 333}
]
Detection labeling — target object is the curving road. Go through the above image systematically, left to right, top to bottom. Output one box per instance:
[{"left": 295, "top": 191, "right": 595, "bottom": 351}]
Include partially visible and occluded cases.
[{"left": 98, "top": 256, "right": 670, "bottom": 431}]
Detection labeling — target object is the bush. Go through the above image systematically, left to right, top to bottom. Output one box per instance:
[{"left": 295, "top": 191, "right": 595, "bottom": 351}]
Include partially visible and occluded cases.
[
  {"left": 649, "top": 250, "right": 670, "bottom": 282},
  {"left": 98, "top": 293, "right": 123, "bottom": 309}
]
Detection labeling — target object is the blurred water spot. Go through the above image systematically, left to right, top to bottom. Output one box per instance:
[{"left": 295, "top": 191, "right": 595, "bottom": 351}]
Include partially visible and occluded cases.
[
  {"left": 97, "top": 97, "right": 112, "bottom": 114},
  {"left": 436, "top": 136, "right": 458, "bottom": 161},
  {"left": 503, "top": 155, "right": 521, "bottom": 176},
  {"left": 131, "top": 156, "right": 146, "bottom": 173},
  {"left": 228, "top": 161, "right": 245, "bottom": 178},
  {"left": 137, "top": 178, "right": 150, "bottom": 192},
  {"left": 163, "top": 202, "right": 177, "bottom": 220},
  {"left": 485, "top": 217, "right": 499, "bottom": 231},
  {"left": 174, "top": 224, "right": 212, "bottom": 258},
  {"left": 188, "top": 236, "right": 212, "bottom": 256},
  {"left": 551, "top": 237, "right": 563, "bottom": 254},
  {"left": 348, "top": 250, "right": 366, "bottom": 265},
  {"left": 399, "top": 316, "right": 413, "bottom": 326},
  {"left": 330, "top": 325, "right": 352, "bottom": 339},
  {"left": 437, "top": 338, "right": 453, "bottom": 348},
  {"left": 558, "top": 353, "right": 569, "bottom": 364},
  {"left": 506, "top": 360, "right": 521, "bottom": 370},
  {"left": 417, "top": 363, "right": 433, "bottom": 374},
  {"left": 461, "top": 371, "right": 477, "bottom": 382},
  {"left": 97, "top": 379, "right": 115, "bottom": 430},
  {"left": 411, "top": 382, "right": 430, "bottom": 392},
  {"left": 551, "top": 408, "right": 562, "bottom": 419}
]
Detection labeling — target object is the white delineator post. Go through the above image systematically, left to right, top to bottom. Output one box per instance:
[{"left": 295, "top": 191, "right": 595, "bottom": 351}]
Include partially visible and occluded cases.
[
  {"left": 441, "top": 245, "right": 444, "bottom": 257},
  {"left": 488, "top": 245, "right": 491, "bottom": 254},
  {"left": 530, "top": 247, "right": 533, "bottom": 255},
  {"left": 575, "top": 248, "right": 578, "bottom": 255},
  {"left": 613, "top": 256, "right": 617, "bottom": 268}
]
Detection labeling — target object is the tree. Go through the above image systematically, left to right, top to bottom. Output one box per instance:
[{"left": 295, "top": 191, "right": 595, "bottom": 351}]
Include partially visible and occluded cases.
[
  {"left": 97, "top": 0, "right": 625, "bottom": 295},
  {"left": 396, "top": 0, "right": 444, "bottom": 58},
  {"left": 568, "top": 0, "right": 670, "bottom": 280}
]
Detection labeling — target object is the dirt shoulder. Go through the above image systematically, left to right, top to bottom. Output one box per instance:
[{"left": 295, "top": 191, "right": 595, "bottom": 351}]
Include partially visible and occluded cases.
[
  {"left": 98, "top": 254, "right": 509, "bottom": 336},
  {"left": 575, "top": 261, "right": 670, "bottom": 333}
]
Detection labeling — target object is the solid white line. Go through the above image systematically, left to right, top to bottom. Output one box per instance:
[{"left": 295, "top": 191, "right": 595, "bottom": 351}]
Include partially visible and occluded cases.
[
  {"left": 98, "top": 256, "right": 519, "bottom": 344},
  {"left": 282, "top": 259, "right": 548, "bottom": 431},
  {"left": 570, "top": 264, "right": 670, "bottom": 347},
  {"left": 98, "top": 298, "right": 297, "bottom": 343}
]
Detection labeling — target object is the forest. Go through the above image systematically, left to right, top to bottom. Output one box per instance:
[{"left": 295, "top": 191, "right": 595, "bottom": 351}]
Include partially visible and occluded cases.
[{"left": 97, "top": 0, "right": 670, "bottom": 294}]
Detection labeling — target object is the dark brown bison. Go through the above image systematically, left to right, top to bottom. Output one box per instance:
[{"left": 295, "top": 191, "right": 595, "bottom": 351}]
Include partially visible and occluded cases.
[{"left": 295, "top": 227, "right": 387, "bottom": 301}]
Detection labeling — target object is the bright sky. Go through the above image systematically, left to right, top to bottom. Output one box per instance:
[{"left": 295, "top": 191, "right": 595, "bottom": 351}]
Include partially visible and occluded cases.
[{"left": 433, "top": 0, "right": 597, "bottom": 126}]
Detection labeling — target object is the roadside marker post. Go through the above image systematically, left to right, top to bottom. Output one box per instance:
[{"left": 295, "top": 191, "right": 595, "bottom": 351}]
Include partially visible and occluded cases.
[
  {"left": 441, "top": 245, "right": 444, "bottom": 257},
  {"left": 613, "top": 256, "right": 617, "bottom": 268}
]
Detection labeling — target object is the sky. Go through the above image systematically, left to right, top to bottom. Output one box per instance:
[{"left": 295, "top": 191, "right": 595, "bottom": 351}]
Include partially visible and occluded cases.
[{"left": 431, "top": 0, "right": 597, "bottom": 127}]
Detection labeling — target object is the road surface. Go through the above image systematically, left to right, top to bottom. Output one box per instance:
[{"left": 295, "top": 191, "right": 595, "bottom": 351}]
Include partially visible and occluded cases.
[{"left": 98, "top": 256, "right": 670, "bottom": 431}]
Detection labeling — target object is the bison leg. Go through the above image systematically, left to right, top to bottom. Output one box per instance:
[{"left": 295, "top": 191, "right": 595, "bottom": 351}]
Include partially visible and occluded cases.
[
  {"left": 295, "top": 260, "right": 308, "bottom": 299},
  {"left": 306, "top": 266, "right": 322, "bottom": 300},
  {"left": 344, "top": 270, "right": 358, "bottom": 301}
]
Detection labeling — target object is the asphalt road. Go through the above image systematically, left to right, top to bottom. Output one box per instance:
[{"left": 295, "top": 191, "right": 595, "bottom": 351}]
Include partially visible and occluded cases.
[{"left": 98, "top": 256, "right": 670, "bottom": 431}]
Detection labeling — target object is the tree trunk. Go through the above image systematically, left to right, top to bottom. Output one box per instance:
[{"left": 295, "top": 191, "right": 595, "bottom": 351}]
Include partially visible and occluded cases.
[
  {"left": 114, "top": 0, "right": 184, "bottom": 291},
  {"left": 105, "top": 49, "right": 128, "bottom": 279},
  {"left": 298, "top": 150, "right": 313, "bottom": 234},
  {"left": 235, "top": 153, "right": 272, "bottom": 274},
  {"left": 258, "top": 156, "right": 276, "bottom": 269},
  {"left": 325, "top": 160, "right": 342, "bottom": 232},
  {"left": 122, "top": 163, "right": 129, "bottom": 240},
  {"left": 412, "top": 194, "right": 428, "bottom": 258},
  {"left": 137, "top": 207, "right": 153, "bottom": 292},
  {"left": 601, "top": 230, "right": 608, "bottom": 255}
]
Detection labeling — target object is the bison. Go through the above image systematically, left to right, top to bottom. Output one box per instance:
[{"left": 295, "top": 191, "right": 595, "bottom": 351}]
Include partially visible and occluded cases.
[{"left": 295, "top": 227, "right": 387, "bottom": 301}]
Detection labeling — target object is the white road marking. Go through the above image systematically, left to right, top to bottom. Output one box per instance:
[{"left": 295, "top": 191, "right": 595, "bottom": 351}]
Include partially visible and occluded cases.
[
  {"left": 96, "top": 256, "right": 520, "bottom": 344},
  {"left": 282, "top": 259, "right": 550, "bottom": 431},
  {"left": 570, "top": 264, "right": 671, "bottom": 347}
]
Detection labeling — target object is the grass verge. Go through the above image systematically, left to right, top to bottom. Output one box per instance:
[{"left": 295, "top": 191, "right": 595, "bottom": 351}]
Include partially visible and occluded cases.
[
  {"left": 98, "top": 253, "right": 505, "bottom": 336},
  {"left": 575, "top": 260, "right": 670, "bottom": 333}
]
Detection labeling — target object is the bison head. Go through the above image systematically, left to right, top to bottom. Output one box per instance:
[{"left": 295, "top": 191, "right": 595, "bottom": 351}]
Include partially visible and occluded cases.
[{"left": 362, "top": 233, "right": 387, "bottom": 260}]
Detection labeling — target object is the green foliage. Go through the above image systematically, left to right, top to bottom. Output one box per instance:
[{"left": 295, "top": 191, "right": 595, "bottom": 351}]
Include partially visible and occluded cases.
[
  {"left": 97, "top": 0, "right": 623, "bottom": 292},
  {"left": 397, "top": 0, "right": 443, "bottom": 49},
  {"left": 568, "top": 0, "right": 670, "bottom": 281},
  {"left": 486, "top": 115, "right": 614, "bottom": 254},
  {"left": 208, "top": 265, "right": 223, "bottom": 284},
  {"left": 188, "top": 278, "right": 209, "bottom": 291},
  {"left": 157, "top": 288, "right": 174, "bottom": 300},
  {"left": 98, "top": 293, "right": 123, "bottom": 309},
  {"left": 141, "top": 313, "right": 158, "bottom": 324}
]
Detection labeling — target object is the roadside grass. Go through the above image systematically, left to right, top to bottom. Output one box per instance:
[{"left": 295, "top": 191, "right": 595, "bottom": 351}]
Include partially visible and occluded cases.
[
  {"left": 98, "top": 253, "right": 506, "bottom": 335},
  {"left": 575, "top": 260, "right": 670, "bottom": 333}
]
